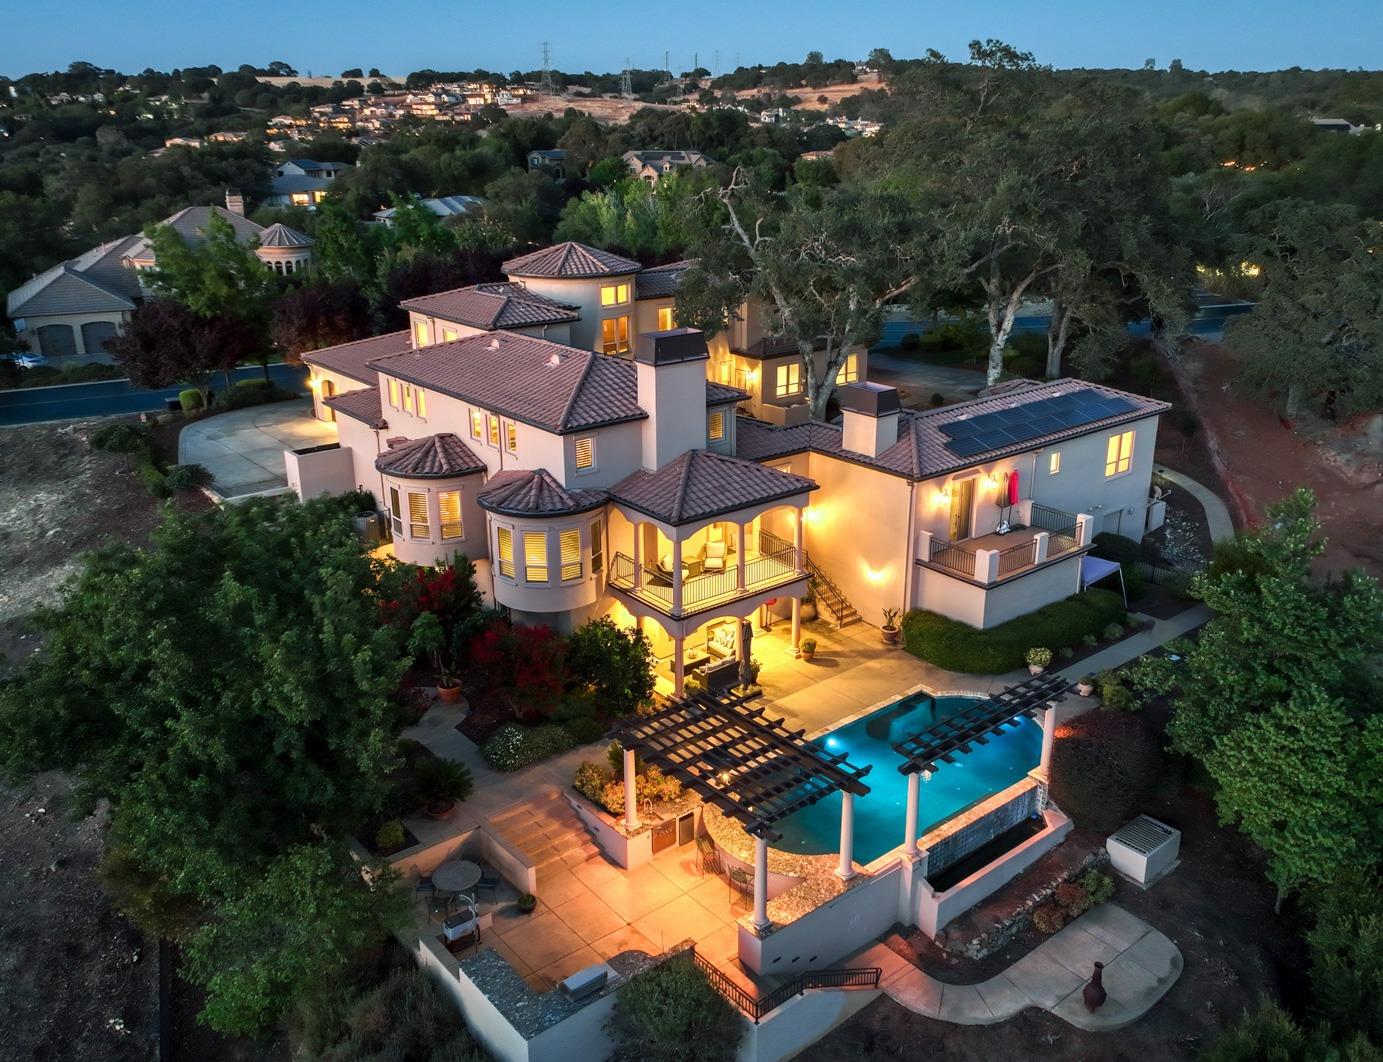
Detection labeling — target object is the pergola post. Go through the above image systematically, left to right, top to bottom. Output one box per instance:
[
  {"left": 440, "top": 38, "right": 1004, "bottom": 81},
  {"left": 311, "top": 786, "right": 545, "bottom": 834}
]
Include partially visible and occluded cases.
[
  {"left": 623, "top": 747, "right": 640, "bottom": 830},
  {"left": 903, "top": 771, "right": 921, "bottom": 858},
  {"left": 837, "top": 792, "right": 856, "bottom": 881},
  {"left": 753, "top": 834, "right": 770, "bottom": 930}
]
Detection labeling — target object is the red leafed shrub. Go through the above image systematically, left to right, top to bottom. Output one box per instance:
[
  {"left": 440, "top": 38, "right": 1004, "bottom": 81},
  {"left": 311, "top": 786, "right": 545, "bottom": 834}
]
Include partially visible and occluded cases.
[
  {"left": 379, "top": 562, "right": 480, "bottom": 633},
  {"left": 470, "top": 619, "right": 567, "bottom": 721},
  {"left": 1054, "top": 881, "right": 1091, "bottom": 915},
  {"left": 1032, "top": 903, "right": 1069, "bottom": 935}
]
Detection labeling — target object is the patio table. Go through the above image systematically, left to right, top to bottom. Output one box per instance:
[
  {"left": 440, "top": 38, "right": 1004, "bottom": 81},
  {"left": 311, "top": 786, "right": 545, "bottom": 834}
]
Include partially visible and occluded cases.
[{"left": 432, "top": 859, "right": 482, "bottom": 895}]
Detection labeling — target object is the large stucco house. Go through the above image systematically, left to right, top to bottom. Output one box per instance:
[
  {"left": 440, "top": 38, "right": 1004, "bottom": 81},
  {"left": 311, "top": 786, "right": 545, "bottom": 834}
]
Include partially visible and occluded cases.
[
  {"left": 6, "top": 196, "right": 311, "bottom": 362},
  {"left": 291, "top": 240, "right": 1167, "bottom": 694}
]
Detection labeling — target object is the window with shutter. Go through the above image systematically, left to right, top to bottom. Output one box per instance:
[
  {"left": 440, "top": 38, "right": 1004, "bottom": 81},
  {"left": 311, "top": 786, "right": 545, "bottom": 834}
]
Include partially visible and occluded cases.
[
  {"left": 387, "top": 378, "right": 400, "bottom": 408},
  {"left": 402, "top": 385, "right": 414, "bottom": 413},
  {"left": 416, "top": 389, "right": 427, "bottom": 418},
  {"left": 469, "top": 408, "right": 483, "bottom": 440},
  {"left": 708, "top": 410, "right": 725, "bottom": 441},
  {"left": 487, "top": 414, "right": 500, "bottom": 447},
  {"left": 505, "top": 421, "right": 518, "bottom": 453},
  {"left": 574, "top": 436, "right": 595, "bottom": 470},
  {"left": 389, "top": 486, "right": 403, "bottom": 536},
  {"left": 439, "top": 491, "right": 462, "bottom": 540},
  {"left": 408, "top": 492, "right": 428, "bottom": 538},
  {"left": 591, "top": 520, "right": 603, "bottom": 574},
  {"left": 497, "top": 527, "right": 514, "bottom": 577},
  {"left": 559, "top": 528, "right": 581, "bottom": 580},
  {"left": 523, "top": 532, "right": 548, "bottom": 582}
]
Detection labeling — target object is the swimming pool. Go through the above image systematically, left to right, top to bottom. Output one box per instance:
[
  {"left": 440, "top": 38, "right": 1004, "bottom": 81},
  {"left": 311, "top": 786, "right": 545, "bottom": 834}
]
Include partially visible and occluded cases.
[{"left": 773, "top": 691, "right": 1042, "bottom": 865}]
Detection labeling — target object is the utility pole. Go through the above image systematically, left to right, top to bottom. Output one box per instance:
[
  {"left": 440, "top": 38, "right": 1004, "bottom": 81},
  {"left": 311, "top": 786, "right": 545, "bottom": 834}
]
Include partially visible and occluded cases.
[{"left": 539, "top": 42, "right": 556, "bottom": 96}]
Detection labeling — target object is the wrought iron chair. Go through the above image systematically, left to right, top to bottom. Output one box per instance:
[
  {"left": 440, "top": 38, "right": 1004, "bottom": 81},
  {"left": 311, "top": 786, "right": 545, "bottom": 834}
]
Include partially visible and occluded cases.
[
  {"left": 696, "top": 835, "right": 722, "bottom": 877},
  {"left": 474, "top": 865, "right": 501, "bottom": 901},
  {"left": 727, "top": 867, "right": 754, "bottom": 908},
  {"left": 429, "top": 889, "right": 457, "bottom": 921}
]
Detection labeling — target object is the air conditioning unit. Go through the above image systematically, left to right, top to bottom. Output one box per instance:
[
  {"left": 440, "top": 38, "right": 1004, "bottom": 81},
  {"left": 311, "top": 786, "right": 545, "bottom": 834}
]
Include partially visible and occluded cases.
[{"left": 1107, "top": 815, "right": 1180, "bottom": 887}]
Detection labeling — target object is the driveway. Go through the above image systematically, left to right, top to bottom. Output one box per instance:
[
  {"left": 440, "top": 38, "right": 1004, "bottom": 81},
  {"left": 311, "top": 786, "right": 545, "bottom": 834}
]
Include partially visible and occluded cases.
[{"left": 178, "top": 399, "right": 335, "bottom": 500}]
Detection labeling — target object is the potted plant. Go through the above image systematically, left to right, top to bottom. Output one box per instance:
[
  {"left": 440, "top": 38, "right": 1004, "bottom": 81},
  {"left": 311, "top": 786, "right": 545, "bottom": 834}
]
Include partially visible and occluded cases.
[
  {"left": 800, "top": 581, "right": 819, "bottom": 623},
  {"left": 881, "top": 608, "right": 902, "bottom": 646},
  {"left": 409, "top": 612, "right": 463, "bottom": 703},
  {"left": 800, "top": 637, "right": 817, "bottom": 663},
  {"left": 1026, "top": 647, "right": 1053, "bottom": 675},
  {"left": 1076, "top": 674, "right": 1097, "bottom": 697},
  {"left": 416, "top": 757, "right": 474, "bottom": 820},
  {"left": 516, "top": 893, "right": 538, "bottom": 914}
]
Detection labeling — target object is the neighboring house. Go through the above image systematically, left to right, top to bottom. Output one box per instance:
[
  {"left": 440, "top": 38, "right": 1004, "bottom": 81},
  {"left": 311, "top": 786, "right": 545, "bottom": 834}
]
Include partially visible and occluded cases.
[
  {"left": 526, "top": 148, "right": 567, "bottom": 178},
  {"left": 621, "top": 149, "right": 711, "bottom": 183},
  {"left": 265, "top": 158, "right": 351, "bottom": 208},
  {"left": 372, "top": 195, "right": 486, "bottom": 226},
  {"left": 6, "top": 196, "right": 311, "bottom": 362},
  {"left": 289, "top": 239, "right": 1166, "bottom": 697}
]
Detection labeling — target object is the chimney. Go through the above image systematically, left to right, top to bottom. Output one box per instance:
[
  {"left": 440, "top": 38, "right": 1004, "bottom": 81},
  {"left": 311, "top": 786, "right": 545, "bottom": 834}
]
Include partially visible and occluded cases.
[
  {"left": 225, "top": 190, "right": 246, "bottom": 217},
  {"left": 634, "top": 328, "right": 710, "bottom": 470},
  {"left": 839, "top": 382, "right": 901, "bottom": 458}
]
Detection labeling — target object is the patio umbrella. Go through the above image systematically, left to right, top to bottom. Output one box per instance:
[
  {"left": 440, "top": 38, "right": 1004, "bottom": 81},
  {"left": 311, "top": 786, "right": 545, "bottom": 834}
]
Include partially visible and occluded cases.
[
  {"left": 1008, "top": 468, "right": 1020, "bottom": 507},
  {"left": 738, "top": 620, "right": 754, "bottom": 689}
]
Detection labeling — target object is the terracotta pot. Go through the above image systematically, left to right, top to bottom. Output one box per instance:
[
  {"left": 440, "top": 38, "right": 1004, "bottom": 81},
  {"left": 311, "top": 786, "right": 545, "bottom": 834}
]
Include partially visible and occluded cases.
[
  {"left": 800, "top": 601, "right": 818, "bottom": 622},
  {"left": 882, "top": 626, "right": 901, "bottom": 646},
  {"left": 801, "top": 647, "right": 816, "bottom": 663},
  {"left": 1028, "top": 664, "right": 1046, "bottom": 676},
  {"left": 436, "top": 682, "right": 463, "bottom": 704},
  {"left": 1076, "top": 682, "right": 1095, "bottom": 697},
  {"left": 425, "top": 798, "right": 455, "bottom": 820},
  {"left": 1083, "top": 961, "right": 1107, "bottom": 1011}
]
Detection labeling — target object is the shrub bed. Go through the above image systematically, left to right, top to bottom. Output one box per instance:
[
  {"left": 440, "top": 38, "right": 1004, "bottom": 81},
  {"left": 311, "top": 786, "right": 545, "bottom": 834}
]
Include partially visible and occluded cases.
[
  {"left": 215, "top": 378, "right": 298, "bottom": 411},
  {"left": 902, "top": 589, "right": 1126, "bottom": 673},
  {"left": 481, "top": 723, "right": 576, "bottom": 772}
]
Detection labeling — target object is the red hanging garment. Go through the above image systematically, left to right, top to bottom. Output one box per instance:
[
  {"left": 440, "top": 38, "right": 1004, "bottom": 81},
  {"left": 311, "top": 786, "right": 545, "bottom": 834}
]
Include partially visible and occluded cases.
[{"left": 1008, "top": 469, "right": 1020, "bottom": 506}]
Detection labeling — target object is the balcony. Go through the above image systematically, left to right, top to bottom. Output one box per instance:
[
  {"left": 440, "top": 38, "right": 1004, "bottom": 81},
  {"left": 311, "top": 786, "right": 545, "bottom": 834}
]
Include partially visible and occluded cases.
[
  {"left": 919, "top": 504, "right": 1094, "bottom": 586},
  {"left": 609, "top": 529, "right": 807, "bottom": 619}
]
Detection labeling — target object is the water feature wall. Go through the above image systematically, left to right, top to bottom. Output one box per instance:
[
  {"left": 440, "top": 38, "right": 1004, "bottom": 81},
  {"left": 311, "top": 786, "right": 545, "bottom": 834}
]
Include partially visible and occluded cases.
[{"left": 921, "top": 777, "right": 1040, "bottom": 876}]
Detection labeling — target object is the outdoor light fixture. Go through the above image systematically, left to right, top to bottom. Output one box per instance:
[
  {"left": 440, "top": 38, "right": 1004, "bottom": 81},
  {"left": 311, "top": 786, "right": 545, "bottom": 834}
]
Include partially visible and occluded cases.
[{"left": 921, "top": 769, "right": 933, "bottom": 782}]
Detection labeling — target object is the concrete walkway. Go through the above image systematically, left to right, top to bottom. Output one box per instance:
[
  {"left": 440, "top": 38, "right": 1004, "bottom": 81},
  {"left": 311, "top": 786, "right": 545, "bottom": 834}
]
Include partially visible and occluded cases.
[
  {"left": 179, "top": 399, "right": 335, "bottom": 500},
  {"left": 1156, "top": 466, "right": 1235, "bottom": 541},
  {"left": 1056, "top": 603, "right": 1210, "bottom": 691},
  {"left": 865, "top": 903, "right": 1182, "bottom": 1030}
]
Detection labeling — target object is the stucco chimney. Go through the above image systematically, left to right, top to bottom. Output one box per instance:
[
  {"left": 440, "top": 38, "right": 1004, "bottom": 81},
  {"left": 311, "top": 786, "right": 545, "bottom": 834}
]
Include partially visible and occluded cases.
[
  {"left": 225, "top": 190, "right": 246, "bottom": 216},
  {"left": 634, "top": 328, "right": 710, "bottom": 470},
  {"left": 839, "top": 382, "right": 901, "bottom": 458}
]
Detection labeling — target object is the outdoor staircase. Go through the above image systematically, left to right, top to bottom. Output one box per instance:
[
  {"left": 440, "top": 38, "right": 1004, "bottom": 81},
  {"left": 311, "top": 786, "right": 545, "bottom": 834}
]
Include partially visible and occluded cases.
[
  {"left": 805, "top": 555, "right": 860, "bottom": 628},
  {"left": 486, "top": 787, "right": 607, "bottom": 882}
]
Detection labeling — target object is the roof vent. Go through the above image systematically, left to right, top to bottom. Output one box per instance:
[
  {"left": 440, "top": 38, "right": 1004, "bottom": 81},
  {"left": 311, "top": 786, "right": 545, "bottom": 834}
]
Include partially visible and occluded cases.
[{"left": 1107, "top": 815, "right": 1181, "bottom": 887}]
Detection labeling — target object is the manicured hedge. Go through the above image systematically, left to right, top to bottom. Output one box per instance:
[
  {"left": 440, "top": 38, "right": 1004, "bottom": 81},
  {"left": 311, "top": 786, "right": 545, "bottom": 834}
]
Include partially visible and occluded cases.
[{"left": 902, "top": 589, "right": 1127, "bottom": 674}]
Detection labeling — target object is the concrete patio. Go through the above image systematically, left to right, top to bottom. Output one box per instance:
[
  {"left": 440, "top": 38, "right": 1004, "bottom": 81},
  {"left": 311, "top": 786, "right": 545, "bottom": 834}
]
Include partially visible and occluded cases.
[{"left": 179, "top": 399, "right": 334, "bottom": 500}]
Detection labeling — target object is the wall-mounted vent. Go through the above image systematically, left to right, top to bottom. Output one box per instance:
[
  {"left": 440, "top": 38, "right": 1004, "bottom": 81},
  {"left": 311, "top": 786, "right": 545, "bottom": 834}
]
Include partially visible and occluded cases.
[{"left": 1107, "top": 815, "right": 1180, "bottom": 886}]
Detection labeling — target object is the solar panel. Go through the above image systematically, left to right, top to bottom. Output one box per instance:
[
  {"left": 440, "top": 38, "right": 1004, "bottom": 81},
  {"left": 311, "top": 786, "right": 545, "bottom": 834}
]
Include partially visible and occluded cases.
[{"left": 940, "top": 388, "right": 1140, "bottom": 458}]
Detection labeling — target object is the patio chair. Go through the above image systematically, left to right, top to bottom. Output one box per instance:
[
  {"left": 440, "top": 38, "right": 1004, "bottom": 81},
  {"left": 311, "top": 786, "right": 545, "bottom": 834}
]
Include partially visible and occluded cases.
[
  {"left": 703, "top": 541, "right": 728, "bottom": 573},
  {"left": 696, "top": 835, "right": 722, "bottom": 877},
  {"left": 409, "top": 864, "right": 435, "bottom": 901},
  {"left": 474, "top": 865, "right": 501, "bottom": 901},
  {"left": 727, "top": 867, "right": 754, "bottom": 907},
  {"left": 429, "top": 889, "right": 456, "bottom": 921}
]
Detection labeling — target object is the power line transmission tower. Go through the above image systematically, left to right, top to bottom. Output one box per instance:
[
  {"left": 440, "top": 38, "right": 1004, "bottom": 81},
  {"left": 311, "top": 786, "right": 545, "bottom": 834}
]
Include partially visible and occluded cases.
[
  {"left": 538, "top": 42, "right": 556, "bottom": 96},
  {"left": 620, "top": 60, "right": 632, "bottom": 98}
]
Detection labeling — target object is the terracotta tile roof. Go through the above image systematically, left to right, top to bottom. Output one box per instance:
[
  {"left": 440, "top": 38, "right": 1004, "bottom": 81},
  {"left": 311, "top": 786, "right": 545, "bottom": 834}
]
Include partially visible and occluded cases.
[
  {"left": 502, "top": 241, "right": 641, "bottom": 279},
  {"left": 634, "top": 261, "right": 690, "bottom": 300},
  {"left": 400, "top": 283, "right": 578, "bottom": 330},
  {"left": 302, "top": 330, "right": 410, "bottom": 384},
  {"left": 369, "top": 331, "right": 742, "bottom": 435},
  {"left": 735, "top": 379, "right": 1169, "bottom": 481},
  {"left": 323, "top": 386, "right": 387, "bottom": 429},
  {"left": 374, "top": 433, "right": 487, "bottom": 478},
  {"left": 611, "top": 449, "right": 817, "bottom": 526},
  {"left": 477, "top": 469, "right": 608, "bottom": 517}
]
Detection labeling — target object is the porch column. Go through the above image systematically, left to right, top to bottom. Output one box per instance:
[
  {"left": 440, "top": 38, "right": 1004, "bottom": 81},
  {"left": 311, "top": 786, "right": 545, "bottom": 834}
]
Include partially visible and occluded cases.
[
  {"left": 792, "top": 506, "right": 805, "bottom": 565},
  {"left": 1076, "top": 513, "right": 1095, "bottom": 547},
  {"left": 736, "top": 520, "right": 748, "bottom": 590},
  {"left": 632, "top": 522, "right": 643, "bottom": 590},
  {"left": 918, "top": 528, "right": 933, "bottom": 563},
  {"left": 1033, "top": 531, "right": 1050, "bottom": 564},
  {"left": 671, "top": 537, "right": 683, "bottom": 615},
  {"left": 791, "top": 597, "right": 801, "bottom": 651},
  {"left": 672, "top": 633, "right": 685, "bottom": 697},
  {"left": 1038, "top": 706, "right": 1057, "bottom": 781},
  {"left": 623, "top": 747, "right": 640, "bottom": 830},
  {"left": 903, "top": 771, "right": 921, "bottom": 857},
  {"left": 837, "top": 792, "right": 856, "bottom": 881},
  {"left": 753, "top": 834, "right": 770, "bottom": 930}
]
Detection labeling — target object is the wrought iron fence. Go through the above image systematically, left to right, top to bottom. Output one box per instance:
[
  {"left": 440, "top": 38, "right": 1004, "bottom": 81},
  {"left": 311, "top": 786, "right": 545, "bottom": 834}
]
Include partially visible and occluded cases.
[
  {"left": 1029, "top": 503, "right": 1081, "bottom": 557},
  {"left": 997, "top": 538, "right": 1036, "bottom": 577},
  {"left": 930, "top": 539, "right": 978, "bottom": 577},
  {"left": 688, "top": 946, "right": 882, "bottom": 1023}
]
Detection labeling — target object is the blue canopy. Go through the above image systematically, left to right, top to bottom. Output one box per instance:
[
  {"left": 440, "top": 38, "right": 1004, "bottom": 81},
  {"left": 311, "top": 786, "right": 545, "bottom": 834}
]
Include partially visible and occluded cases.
[{"left": 1080, "top": 555, "right": 1127, "bottom": 607}]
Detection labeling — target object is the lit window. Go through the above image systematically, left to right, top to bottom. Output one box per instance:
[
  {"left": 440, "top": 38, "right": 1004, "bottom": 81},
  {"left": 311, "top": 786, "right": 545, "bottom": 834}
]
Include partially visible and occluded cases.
[
  {"left": 291, "top": 192, "right": 310, "bottom": 207},
  {"left": 599, "top": 282, "right": 631, "bottom": 307},
  {"left": 657, "top": 306, "right": 675, "bottom": 331},
  {"left": 601, "top": 315, "right": 630, "bottom": 355},
  {"left": 413, "top": 320, "right": 429, "bottom": 347},
  {"left": 441, "top": 327, "right": 458, "bottom": 342},
  {"left": 835, "top": 354, "right": 859, "bottom": 385},
  {"left": 775, "top": 362, "right": 801, "bottom": 398},
  {"left": 387, "top": 378, "right": 399, "bottom": 408},
  {"left": 402, "top": 385, "right": 414, "bottom": 413},
  {"left": 416, "top": 389, "right": 427, "bottom": 418},
  {"left": 469, "top": 408, "right": 483, "bottom": 440},
  {"left": 708, "top": 410, "right": 725, "bottom": 441},
  {"left": 487, "top": 414, "right": 500, "bottom": 447},
  {"left": 505, "top": 421, "right": 518, "bottom": 453},
  {"left": 1105, "top": 431, "right": 1134, "bottom": 477},
  {"left": 574, "top": 436, "right": 595, "bottom": 470},
  {"left": 1049, "top": 451, "right": 1061, "bottom": 475},
  {"left": 389, "top": 486, "right": 403, "bottom": 536},
  {"left": 407, "top": 491, "right": 428, "bottom": 538},
  {"left": 439, "top": 491, "right": 462, "bottom": 540},
  {"left": 591, "top": 519, "right": 603, "bottom": 574},
  {"left": 497, "top": 527, "right": 514, "bottom": 577},
  {"left": 560, "top": 528, "right": 582, "bottom": 580},
  {"left": 523, "top": 531, "right": 548, "bottom": 582}
]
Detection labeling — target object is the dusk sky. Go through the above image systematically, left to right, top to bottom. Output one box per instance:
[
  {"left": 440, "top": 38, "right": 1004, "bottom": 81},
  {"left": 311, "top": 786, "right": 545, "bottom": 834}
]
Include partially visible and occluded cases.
[{"left": 3, "top": 0, "right": 1381, "bottom": 78}]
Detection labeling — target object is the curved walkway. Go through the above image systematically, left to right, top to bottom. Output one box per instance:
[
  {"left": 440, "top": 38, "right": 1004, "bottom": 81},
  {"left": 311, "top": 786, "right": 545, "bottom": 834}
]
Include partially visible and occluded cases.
[
  {"left": 1156, "top": 466, "right": 1235, "bottom": 542},
  {"left": 867, "top": 903, "right": 1182, "bottom": 1031}
]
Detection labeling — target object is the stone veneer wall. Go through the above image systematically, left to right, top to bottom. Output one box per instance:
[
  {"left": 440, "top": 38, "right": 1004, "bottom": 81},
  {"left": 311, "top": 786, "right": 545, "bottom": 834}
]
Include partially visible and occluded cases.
[{"left": 921, "top": 778, "right": 1040, "bottom": 877}]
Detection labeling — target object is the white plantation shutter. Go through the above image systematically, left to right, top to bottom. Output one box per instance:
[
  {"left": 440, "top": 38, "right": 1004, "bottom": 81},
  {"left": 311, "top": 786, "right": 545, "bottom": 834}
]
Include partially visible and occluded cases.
[
  {"left": 560, "top": 528, "right": 581, "bottom": 580},
  {"left": 523, "top": 531, "right": 548, "bottom": 582}
]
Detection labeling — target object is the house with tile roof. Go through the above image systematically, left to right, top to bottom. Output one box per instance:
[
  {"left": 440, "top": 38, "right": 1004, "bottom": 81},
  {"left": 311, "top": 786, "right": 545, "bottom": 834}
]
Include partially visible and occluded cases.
[
  {"left": 265, "top": 158, "right": 352, "bottom": 208},
  {"left": 6, "top": 195, "right": 311, "bottom": 362},
  {"left": 289, "top": 242, "right": 1167, "bottom": 695}
]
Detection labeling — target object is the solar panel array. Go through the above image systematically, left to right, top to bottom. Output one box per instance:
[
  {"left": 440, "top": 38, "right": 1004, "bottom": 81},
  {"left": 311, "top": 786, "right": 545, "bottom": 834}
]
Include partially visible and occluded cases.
[{"left": 939, "top": 388, "right": 1137, "bottom": 458}]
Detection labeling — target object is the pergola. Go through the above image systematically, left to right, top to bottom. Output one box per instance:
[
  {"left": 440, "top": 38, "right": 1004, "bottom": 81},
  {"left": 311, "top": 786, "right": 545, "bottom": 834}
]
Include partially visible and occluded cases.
[
  {"left": 889, "top": 674, "right": 1071, "bottom": 858},
  {"left": 611, "top": 690, "right": 872, "bottom": 929}
]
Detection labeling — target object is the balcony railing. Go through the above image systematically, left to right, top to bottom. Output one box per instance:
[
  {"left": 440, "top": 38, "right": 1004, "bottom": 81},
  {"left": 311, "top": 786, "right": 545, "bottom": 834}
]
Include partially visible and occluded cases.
[
  {"left": 1028, "top": 503, "right": 1080, "bottom": 558},
  {"left": 918, "top": 504, "right": 1091, "bottom": 586},
  {"left": 608, "top": 536, "right": 805, "bottom": 618},
  {"left": 996, "top": 537, "right": 1037, "bottom": 577},
  {"left": 930, "top": 539, "right": 978, "bottom": 578},
  {"left": 689, "top": 946, "right": 881, "bottom": 1023}
]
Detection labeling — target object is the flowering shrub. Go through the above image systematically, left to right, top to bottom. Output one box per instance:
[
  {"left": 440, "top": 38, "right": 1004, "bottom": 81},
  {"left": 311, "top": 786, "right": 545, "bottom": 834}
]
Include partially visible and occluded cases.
[
  {"left": 378, "top": 561, "right": 481, "bottom": 633},
  {"left": 1025, "top": 646, "right": 1053, "bottom": 669},
  {"left": 481, "top": 723, "right": 575, "bottom": 772}
]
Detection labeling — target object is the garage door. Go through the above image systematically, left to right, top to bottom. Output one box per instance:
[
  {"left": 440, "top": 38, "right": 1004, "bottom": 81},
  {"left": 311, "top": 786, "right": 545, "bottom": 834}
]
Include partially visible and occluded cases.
[
  {"left": 81, "top": 320, "right": 118, "bottom": 353},
  {"left": 36, "top": 325, "right": 77, "bottom": 357}
]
